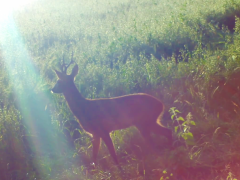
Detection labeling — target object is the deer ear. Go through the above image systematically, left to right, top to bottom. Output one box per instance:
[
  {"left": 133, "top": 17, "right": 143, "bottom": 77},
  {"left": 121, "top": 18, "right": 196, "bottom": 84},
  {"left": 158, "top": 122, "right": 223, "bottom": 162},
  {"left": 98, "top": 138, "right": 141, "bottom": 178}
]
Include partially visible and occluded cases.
[
  {"left": 71, "top": 64, "right": 79, "bottom": 78},
  {"left": 54, "top": 69, "right": 65, "bottom": 80}
]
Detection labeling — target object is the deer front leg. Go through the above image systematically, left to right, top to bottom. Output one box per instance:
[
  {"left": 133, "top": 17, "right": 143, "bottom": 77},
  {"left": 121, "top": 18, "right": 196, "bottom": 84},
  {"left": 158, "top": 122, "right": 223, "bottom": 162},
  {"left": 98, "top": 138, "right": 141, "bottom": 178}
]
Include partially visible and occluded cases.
[
  {"left": 101, "top": 133, "right": 119, "bottom": 166},
  {"left": 92, "top": 134, "right": 101, "bottom": 166}
]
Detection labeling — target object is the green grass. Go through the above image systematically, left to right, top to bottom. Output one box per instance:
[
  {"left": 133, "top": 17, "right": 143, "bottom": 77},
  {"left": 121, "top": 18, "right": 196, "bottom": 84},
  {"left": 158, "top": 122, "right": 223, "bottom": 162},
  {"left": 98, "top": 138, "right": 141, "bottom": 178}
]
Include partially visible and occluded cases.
[{"left": 0, "top": 0, "right": 240, "bottom": 179}]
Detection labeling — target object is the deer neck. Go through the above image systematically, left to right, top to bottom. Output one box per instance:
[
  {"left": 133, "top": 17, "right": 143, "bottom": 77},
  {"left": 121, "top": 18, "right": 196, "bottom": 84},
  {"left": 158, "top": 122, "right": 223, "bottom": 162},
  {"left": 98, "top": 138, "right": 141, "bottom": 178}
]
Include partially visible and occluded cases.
[{"left": 63, "top": 82, "right": 86, "bottom": 114}]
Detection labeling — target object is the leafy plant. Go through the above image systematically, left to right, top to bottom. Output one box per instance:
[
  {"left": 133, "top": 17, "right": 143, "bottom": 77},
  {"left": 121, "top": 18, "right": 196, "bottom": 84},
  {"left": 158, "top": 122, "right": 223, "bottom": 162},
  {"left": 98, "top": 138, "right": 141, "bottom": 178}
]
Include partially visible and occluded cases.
[{"left": 169, "top": 107, "right": 196, "bottom": 147}]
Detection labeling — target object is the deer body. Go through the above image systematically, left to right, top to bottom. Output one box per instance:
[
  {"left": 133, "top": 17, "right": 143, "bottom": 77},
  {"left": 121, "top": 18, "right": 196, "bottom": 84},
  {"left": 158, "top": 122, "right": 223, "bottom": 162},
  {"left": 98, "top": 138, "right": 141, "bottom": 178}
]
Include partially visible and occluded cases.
[{"left": 52, "top": 63, "right": 172, "bottom": 166}]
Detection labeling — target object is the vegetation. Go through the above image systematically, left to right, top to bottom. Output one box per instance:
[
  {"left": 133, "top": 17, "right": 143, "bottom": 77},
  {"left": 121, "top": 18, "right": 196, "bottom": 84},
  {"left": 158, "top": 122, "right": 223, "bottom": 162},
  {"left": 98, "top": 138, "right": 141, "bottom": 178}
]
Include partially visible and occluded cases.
[{"left": 0, "top": 0, "right": 240, "bottom": 179}]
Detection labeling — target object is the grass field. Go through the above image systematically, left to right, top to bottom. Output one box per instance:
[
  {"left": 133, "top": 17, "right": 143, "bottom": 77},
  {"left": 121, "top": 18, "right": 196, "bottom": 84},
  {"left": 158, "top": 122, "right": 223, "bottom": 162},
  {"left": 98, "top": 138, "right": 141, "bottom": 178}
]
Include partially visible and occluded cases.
[{"left": 1, "top": 0, "right": 240, "bottom": 179}]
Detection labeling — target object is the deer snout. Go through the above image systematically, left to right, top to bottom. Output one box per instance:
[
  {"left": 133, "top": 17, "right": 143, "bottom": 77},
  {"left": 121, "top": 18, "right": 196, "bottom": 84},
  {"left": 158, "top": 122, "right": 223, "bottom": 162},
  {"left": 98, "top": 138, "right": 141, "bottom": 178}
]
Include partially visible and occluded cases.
[
  {"left": 51, "top": 83, "right": 63, "bottom": 93},
  {"left": 51, "top": 87, "right": 57, "bottom": 93},
  {"left": 51, "top": 88, "right": 55, "bottom": 93}
]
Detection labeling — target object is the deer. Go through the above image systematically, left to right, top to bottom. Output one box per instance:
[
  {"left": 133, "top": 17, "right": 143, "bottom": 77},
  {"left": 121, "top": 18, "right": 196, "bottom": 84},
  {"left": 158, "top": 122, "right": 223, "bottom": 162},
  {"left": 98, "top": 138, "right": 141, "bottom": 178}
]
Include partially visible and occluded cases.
[{"left": 51, "top": 53, "right": 172, "bottom": 167}]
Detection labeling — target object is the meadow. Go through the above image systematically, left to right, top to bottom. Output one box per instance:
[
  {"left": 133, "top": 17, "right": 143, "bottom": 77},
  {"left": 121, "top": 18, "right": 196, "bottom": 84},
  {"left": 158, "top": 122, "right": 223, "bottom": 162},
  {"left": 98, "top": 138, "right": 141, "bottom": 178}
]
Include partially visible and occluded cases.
[{"left": 0, "top": 0, "right": 240, "bottom": 179}]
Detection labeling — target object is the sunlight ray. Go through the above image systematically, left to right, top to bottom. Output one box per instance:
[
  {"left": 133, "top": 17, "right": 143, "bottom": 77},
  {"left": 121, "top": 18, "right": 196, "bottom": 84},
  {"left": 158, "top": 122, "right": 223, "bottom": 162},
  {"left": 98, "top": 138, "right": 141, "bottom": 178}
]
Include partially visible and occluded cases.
[
  {"left": 0, "top": 0, "right": 37, "bottom": 18},
  {"left": 0, "top": 6, "right": 73, "bottom": 177}
]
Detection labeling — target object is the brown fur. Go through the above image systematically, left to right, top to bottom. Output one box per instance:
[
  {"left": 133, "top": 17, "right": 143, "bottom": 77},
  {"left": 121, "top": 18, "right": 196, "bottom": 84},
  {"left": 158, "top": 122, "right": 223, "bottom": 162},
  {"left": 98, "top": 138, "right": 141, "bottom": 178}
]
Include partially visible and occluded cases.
[{"left": 52, "top": 64, "right": 172, "bottom": 165}]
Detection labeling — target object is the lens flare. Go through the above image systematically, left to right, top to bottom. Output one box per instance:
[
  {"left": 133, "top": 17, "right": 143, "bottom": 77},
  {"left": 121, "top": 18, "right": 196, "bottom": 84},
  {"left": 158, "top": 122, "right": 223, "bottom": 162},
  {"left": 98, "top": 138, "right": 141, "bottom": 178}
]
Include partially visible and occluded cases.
[{"left": 0, "top": 0, "right": 73, "bottom": 177}]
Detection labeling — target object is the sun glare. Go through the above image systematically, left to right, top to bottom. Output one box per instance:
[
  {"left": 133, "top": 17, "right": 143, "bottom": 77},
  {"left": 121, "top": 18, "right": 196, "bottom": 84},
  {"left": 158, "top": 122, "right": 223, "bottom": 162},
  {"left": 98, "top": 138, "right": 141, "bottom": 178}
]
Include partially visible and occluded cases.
[
  {"left": 0, "top": 0, "right": 36, "bottom": 19},
  {"left": 0, "top": 0, "right": 69, "bottom": 176}
]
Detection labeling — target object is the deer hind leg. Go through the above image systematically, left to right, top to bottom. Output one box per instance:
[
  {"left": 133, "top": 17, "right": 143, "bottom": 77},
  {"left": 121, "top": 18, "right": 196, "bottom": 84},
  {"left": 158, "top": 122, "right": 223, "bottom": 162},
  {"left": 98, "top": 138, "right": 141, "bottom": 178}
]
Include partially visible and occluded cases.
[
  {"left": 151, "top": 123, "right": 172, "bottom": 143},
  {"left": 136, "top": 125, "right": 155, "bottom": 148},
  {"left": 101, "top": 133, "right": 119, "bottom": 166},
  {"left": 92, "top": 134, "right": 101, "bottom": 165}
]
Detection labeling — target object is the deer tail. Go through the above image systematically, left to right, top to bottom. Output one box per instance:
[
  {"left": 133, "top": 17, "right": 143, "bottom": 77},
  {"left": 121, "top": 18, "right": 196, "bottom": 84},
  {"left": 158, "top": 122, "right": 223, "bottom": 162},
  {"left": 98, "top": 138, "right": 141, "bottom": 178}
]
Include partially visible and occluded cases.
[{"left": 156, "top": 103, "right": 165, "bottom": 126}]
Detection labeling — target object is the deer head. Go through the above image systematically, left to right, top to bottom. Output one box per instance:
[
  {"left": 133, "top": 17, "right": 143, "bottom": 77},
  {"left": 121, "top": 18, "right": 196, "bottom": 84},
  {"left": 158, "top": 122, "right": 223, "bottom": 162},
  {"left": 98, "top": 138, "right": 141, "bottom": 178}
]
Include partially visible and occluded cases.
[{"left": 51, "top": 52, "right": 78, "bottom": 94}]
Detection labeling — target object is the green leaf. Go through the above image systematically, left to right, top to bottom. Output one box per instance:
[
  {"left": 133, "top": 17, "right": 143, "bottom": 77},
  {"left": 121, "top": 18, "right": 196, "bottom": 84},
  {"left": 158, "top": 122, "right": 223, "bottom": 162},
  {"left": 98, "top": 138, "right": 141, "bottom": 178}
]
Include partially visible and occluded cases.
[
  {"left": 175, "top": 110, "right": 181, "bottom": 113},
  {"left": 171, "top": 114, "right": 175, "bottom": 120},
  {"left": 177, "top": 117, "right": 185, "bottom": 121},
  {"left": 182, "top": 121, "right": 187, "bottom": 125},
  {"left": 190, "top": 121, "right": 196, "bottom": 125},
  {"left": 174, "top": 126, "right": 178, "bottom": 133},
  {"left": 183, "top": 126, "right": 188, "bottom": 132},
  {"left": 181, "top": 132, "right": 194, "bottom": 140},
  {"left": 181, "top": 132, "right": 195, "bottom": 145}
]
